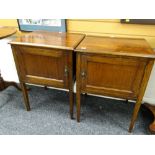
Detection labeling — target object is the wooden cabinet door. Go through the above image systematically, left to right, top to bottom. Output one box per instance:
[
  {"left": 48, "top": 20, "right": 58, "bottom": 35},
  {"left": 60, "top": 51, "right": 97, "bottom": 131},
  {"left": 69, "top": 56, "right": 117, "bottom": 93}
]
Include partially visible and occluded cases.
[
  {"left": 12, "top": 45, "right": 69, "bottom": 89},
  {"left": 80, "top": 54, "right": 147, "bottom": 99}
]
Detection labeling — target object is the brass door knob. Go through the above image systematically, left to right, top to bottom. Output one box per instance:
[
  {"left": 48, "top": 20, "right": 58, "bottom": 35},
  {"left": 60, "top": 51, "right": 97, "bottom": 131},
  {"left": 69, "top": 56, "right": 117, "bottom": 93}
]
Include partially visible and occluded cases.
[
  {"left": 64, "top": 66, "right": 68, "bottom": 76},
  {"left": 81, "top": 71, "right": 86, "bottom": 78}
]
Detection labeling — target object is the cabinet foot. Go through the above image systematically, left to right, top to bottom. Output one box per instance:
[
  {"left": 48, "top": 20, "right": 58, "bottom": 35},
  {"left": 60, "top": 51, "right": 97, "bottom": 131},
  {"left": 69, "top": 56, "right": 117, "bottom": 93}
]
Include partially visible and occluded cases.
[
  {"left": 0, "top": 75, "right": 21, "bottom": 91},
  {"left": 144, "top": 103, "right": 155, "bottom": 134}
]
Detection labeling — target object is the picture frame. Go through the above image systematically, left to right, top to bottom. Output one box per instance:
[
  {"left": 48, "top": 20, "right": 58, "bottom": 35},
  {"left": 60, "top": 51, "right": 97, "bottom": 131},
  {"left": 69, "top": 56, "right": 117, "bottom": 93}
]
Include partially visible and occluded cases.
[
  {"left": 17, "top": 19, "right": 67, "bottom": 32},
  {"left": 121, "top": 19, "right": 155, "bottom": 25}
]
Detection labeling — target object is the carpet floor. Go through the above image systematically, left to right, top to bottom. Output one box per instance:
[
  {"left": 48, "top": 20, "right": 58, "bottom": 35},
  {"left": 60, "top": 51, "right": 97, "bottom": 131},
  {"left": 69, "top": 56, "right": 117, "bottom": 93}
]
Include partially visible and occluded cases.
[{"left": 0, "top": 85, "right": 153, "bottom": 135}]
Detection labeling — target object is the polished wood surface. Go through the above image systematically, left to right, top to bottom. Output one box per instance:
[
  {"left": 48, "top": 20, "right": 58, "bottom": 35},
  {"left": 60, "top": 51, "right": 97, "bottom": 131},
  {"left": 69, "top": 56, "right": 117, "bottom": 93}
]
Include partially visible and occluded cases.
[
  {"left": 0, "top": 26, "right": 20, "bottom": 91},
  {"left": 0, "top": 26, "right": 16, "bottom": 39},
  {"left": 10, "top": 31, "right": 85, "bottom": 118},
  {"left": 10, "top": 31, "right": 85, "bottom": 50},
  {"left": 76, "top": 35, "right": 155, "bottom": 132},
  {"left": 75, "top": 36, "right": 155, "bottom": 58},
  {"left": 12, "top": 46, "right": 69, "bottom": 89},
  {"left": 80, "top": 55, "right": 147, "bottom": 99}
]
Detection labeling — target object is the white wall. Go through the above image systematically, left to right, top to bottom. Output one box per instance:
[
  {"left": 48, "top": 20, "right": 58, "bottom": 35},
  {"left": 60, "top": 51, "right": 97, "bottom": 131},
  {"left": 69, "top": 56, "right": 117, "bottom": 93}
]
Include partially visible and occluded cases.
[
  {"left": 0, "top": 37, "right": 155, "bottom": 105},
  {"left": 0, "top": 37, "right": 19, "bottom": 82},
  {"left": 143, "top": 64, "right": 155, "bottom": 105}
]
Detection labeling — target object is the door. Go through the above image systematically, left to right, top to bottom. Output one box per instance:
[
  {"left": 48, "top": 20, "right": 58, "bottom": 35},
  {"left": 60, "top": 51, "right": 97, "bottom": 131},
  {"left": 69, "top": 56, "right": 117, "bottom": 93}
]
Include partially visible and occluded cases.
[
  {"left": 12, "top": 45, "right": 69, "bottom": 89},
  {"left": 80, "top": 54, "right": 147, "bottom": 99}
]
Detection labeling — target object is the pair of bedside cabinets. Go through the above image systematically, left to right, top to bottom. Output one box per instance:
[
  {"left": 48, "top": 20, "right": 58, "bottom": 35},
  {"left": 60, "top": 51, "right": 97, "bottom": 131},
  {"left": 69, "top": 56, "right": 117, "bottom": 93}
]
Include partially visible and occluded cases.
[{"left": 9, "top": 31, "right": 155, "bottom": 132}]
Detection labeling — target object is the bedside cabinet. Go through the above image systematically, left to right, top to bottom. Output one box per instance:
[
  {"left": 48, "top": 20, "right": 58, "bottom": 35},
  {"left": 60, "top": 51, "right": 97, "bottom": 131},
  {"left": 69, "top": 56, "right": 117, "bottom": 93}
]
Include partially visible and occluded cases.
[
  {"left": 9, "top": 31, "right": 85, "bottom": 119},
  {"left": 75, "top": 36, "right": 155, "bottom": 132}
]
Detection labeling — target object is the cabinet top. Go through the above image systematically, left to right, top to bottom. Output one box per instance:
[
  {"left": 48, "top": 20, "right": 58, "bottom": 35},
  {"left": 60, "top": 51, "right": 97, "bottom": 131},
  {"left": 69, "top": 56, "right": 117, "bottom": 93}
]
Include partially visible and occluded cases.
[
  {"left": 9, "top": 31, "right": 85, "bottom": 50},
  {"left": 75, "top": 36, "right": 155, "bottom": 58}
]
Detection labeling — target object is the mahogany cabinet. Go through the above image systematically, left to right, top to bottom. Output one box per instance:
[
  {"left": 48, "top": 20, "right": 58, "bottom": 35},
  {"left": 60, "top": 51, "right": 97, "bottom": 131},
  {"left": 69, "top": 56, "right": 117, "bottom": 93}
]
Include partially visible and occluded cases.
[
  {"left": 9, "top": 31, "right": 84, "bottom": 118},
  {"left": 75, "top": 36, "right": 155, "bottom": 132}
]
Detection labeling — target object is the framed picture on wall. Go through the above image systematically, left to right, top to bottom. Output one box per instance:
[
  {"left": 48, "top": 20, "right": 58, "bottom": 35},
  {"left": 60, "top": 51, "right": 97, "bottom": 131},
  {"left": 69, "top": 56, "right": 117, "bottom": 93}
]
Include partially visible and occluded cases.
[
  {"left": 17, "top": 19, "right": 66, "bottom": 32},
  {"left": 121, "top": 19, "right": 155, "bottom": 25}
]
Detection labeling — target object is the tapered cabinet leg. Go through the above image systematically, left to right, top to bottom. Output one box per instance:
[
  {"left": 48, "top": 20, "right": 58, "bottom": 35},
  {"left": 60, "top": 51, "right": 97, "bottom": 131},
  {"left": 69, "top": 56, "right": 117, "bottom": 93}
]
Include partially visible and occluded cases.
[
  {"left": 67, "top": 52, "right": 74, "bottom": 119},
  {"left": 76, "top": 53, "right": 81, "bottom": 122},
  {"left": 129, "top": 60, "right": 154, "bottom": 132},
  {"left": 20, "top": 82, "right": 30, "bottom": 111},
  {"left": 69, "top": 90, "right": 74, "bottom": 119},
  {"left": 76, "top": 90, "right": 81, "bottom": 122},
  {"left": 129, "top": 99, "right": 142, "bottom": 132}
]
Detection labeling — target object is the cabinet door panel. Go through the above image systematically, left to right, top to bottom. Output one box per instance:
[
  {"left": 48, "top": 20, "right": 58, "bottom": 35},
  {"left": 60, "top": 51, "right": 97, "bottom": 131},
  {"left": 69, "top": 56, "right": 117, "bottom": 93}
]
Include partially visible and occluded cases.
[
  {"left": 12, "top": 46, "right": 69, "bottom": 88},
  {"left": 81, "top": 54, "right": 147, "bottom": 99}
]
